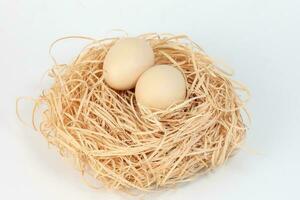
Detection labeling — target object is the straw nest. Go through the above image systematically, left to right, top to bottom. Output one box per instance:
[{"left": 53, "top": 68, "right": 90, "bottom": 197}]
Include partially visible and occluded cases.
[{"left": 24, "top": 33, "right": 249, "bottom": 192}]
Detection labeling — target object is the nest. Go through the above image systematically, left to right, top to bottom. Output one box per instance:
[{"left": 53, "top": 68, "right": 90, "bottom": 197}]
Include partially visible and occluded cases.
[{"left": 25, "top": 33, "right": 249, "bottom": 192}]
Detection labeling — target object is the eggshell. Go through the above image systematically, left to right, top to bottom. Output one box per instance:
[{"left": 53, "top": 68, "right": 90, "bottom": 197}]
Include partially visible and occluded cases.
[
  {"left": 103, "top": 38, "right": 154, "bottom": 90},
  {"left": 135, "top": 65, "right": 186, "bottom": 110}
]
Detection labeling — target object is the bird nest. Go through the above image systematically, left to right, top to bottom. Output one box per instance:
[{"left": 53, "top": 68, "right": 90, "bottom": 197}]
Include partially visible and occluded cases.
[{"left": 21, "top": 33, "right": 249, "bottom": 192}]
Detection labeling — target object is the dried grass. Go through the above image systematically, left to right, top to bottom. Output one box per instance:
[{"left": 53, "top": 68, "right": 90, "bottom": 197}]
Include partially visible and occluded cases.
[{"left": 17, "top": 33, "right": 249, "bottom": 192}]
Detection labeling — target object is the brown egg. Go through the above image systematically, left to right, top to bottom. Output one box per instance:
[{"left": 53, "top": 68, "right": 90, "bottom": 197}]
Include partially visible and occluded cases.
[
  {"left": 103, "top": 38, "right": 154, "bottom": 90},
  {"left": 135, "top": 65, "right": 186, "bottom": 110}
]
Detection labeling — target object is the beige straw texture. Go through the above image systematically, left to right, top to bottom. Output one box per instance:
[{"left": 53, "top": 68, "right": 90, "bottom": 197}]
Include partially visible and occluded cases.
[{"left": 19, "top": 33, "right": 249, "bottom": 192}]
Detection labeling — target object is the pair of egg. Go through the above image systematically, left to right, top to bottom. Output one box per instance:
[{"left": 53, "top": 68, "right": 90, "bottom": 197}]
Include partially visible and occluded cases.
[{"left": 103, "top": 38, "right": 186, "bottom": 110}]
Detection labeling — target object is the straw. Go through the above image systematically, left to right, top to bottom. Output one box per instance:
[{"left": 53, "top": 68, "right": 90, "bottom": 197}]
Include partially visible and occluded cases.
[{"left": 20, "top": 33, "right": 249, "bottom": 192}]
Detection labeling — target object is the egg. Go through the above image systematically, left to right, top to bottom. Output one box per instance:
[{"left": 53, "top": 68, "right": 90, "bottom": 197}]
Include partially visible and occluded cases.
[
  {"left": 103, "top": 38, "right": 155, "bottom": 90},
  {"left": 135, "top": 65, "right": 186, "bottom": 110}
]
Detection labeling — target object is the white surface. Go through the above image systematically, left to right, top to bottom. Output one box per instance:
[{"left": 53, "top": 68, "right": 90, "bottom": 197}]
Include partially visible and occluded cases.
[{"left": 1, "top": 0, "right": 300, "bottom": 199}]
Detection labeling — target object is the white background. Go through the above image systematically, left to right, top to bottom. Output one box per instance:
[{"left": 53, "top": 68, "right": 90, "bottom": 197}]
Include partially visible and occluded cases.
[{"left": 1, "top": 0, "right": 300, "bottom": 199}]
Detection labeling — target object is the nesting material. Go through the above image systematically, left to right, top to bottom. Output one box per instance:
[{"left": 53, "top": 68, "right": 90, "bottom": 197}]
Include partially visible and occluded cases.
[{"left": 26, "top": 33, "right": 249, "bottom": 192}]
